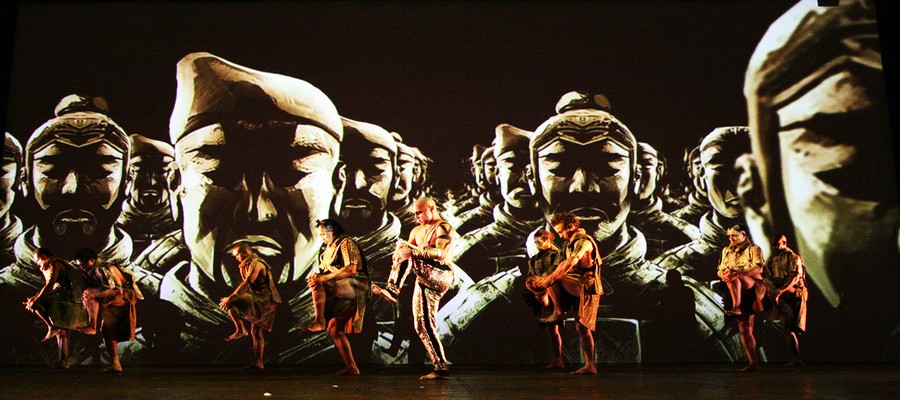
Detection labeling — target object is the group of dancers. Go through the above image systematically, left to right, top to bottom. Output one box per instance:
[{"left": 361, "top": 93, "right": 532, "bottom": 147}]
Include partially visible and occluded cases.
[{"left": 25, "top": 194, "right": 807, "bottom": 377}]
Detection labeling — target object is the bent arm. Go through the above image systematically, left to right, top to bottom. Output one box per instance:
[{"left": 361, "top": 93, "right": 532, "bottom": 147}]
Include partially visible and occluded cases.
[
  {"left": 543, "top": 239, "right": 592, "bottom": 285},
  {"left": 229, "top": 261, "right": 264, "bottom": 297}
]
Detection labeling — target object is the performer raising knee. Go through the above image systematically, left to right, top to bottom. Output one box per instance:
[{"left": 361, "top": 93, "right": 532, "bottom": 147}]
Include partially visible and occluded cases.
[
  {"left": 373, "top": 197, "right": 456, "bottom": 380},
  {"left": 531, "top": 212, "right": 602, "bottom": 375},
  {"left": 300, "top": 219, "right": 371, "bottom": 376},
  {"left": 717, "top": 224, "right": 765, "bottom": 317},
  {"left": 524, "top": 229, "right": 564, "bottom": 369},
  {"left": 218, "top": 242, "right": 282, "bottom": 369},
  {"left": 24, "top": 248, "right": 88, "bottom": 369}
]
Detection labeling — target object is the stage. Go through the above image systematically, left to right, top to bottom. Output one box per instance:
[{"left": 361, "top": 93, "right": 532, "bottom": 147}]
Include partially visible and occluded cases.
[{"left": 1, "top": 363, "right": 897, "bottom": 399}]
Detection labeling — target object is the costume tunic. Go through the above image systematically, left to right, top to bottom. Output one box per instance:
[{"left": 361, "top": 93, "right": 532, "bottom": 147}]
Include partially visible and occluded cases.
[
  {"left": 319, "top": 234, "right": 371, "bottom": 334},
  {"left": 764, "top": 248, "right": 807, "bottom": 333},
  {"left": 232, "top": 254, "right": 281, "bottom": 332},
  {"left": 34, "top": 258, "right": 88, "bottom": 330}
]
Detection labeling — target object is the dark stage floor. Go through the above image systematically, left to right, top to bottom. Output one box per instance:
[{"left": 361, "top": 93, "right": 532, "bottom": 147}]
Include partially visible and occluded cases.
[{"left": 1, "top": 363, "right": 898, "bottom": 400}]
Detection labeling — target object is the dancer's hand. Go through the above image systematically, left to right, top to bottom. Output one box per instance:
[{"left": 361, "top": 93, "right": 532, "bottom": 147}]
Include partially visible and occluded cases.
[
  {"left": 307, "top": 274, "right": 323, "bottom": 288},
  {"left": 218, "top": 296, "right": 232, "bottom": 310},
  {"left": 24, "top": 297, "right": 35, "bottom": 311}
]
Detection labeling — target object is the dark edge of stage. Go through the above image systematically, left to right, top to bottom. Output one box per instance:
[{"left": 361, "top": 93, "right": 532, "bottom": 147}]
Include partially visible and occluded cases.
[{"left": 1, "top": 363, "right": 898, "bottom": 400}]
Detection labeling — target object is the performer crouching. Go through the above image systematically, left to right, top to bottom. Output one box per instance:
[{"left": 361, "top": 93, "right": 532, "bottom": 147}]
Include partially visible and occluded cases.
[
  {"left": 374, "top": 197, "right": 455, "bottom": 380},
  {"left": 300, "top": 219, "right": 371, "bottom": 376},
  {"left": 219, "top": 242, "right": 282, "bottom": 369},
  {"left": 24, "top": 248, "right": 88, "bottom": 368}
]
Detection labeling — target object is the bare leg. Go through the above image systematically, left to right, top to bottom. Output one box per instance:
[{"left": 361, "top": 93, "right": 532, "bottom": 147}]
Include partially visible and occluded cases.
[
  {"left": 725, "top": 279, "right": 744, "bottom": 315},
  {"left": 300, "top": 282, "right": 328, "bottom": 333},
  {"left": 539, "top": 284, "right": 566, "bottom": 323},
  {"left": 81, "top": 289, "right": 100, "bottom": 335},
  {"left": 225, "top": 306, "right": 248, "bottom": 341},
  {"left": 32, "top": 308, "right": 62, "bottom": 342},
  {"left": 737, "top": 315, "right": 759, "bottom": 372},
  {"left": 781, "top": 316, "right": 804, "bottom": 366},
  {"left": 329, "top": 319, "right": 360, "bottom": 375},
  {"left": 571, "top": 322, "right": 597, "bottom": 375},
  {"left": 246, "top": 324, "right": 265, "bottom": 369},
  {"left": 543, "top": 324, "right": 564, "bottom": 369},
  {"left": 55, "top": 330, "right": 69, "bottom": 369},
  {"left": 101, "top": 337, "right": 122, "bottom": 372}
]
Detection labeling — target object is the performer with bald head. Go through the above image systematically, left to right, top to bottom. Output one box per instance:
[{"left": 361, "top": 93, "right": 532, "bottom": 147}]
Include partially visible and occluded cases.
[
  {"left": 739, "top": 0, "right": 899, "bottom": 360},
  {"left": 117, "top": 134, "right": 178, "bottom": 255},
  {"left": 374, "top": 196, "right": 456, "bottom": 379}
]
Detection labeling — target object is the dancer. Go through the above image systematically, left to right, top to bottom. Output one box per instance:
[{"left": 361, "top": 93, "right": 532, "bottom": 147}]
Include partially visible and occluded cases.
[
  {"left": 374, "top": 197, "right": 456, "bottom": 380},
  {"left": 532, "top": 212, "right": 602, "bottom": 375},
  {"left": 301, "top": 219, "right": 371, "bottom": 375},
  {"left": 715, "top": 225, "right": 764, "bottom": 372},
  {"left": 717, "top": 225, "right": 765, "bottom": 317},
  {"left": 524, "top": 229, "right": 563, "bottom": 369},
  {"left": 763, "top": 235, "right": 807, "bottom": 367},
  {"left": 218, "top": 242, "right": 282, "bottom": 369},
  {"left": 24, "top": 248, "right": 87, "bottom": 368},
  {"left": 74, "top": 248, "right": 142, "bottom": 372}
]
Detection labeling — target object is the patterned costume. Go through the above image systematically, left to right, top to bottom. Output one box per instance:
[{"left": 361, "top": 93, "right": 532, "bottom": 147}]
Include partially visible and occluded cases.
[
  {"left": 387, "top": 221, "right": 456, "bottom": 376},
  {"left": 557, "top": 228, "right": 603, "bottom": 330},
  {"left": 319, "top": 235, "right": 370, "bottom": 334},
  {"left": 525, "top": 246, "right": 561, "bottom": 324},
  {"left": 763, "top": 248, "right": 807, "bottom": 333},
  {"left": 231, "top": 254, "right": 281, "bottom": 332},
  {"left": 32, "top": 258, "right": 88, "bottom": 331},
  {"left": 84, "top": 262, "right": 144, "bottom": 342}
]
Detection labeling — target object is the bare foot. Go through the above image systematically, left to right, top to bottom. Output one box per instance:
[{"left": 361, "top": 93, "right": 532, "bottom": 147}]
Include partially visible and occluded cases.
[
  {"left": 371, "top": 284, "right": 398, "bottom": 303},
  {"left": 724, "top": 308, "right": 742, "bottom": 316},
  {"left": 538, "top": 313, "right": 565, "bottom": 324},
  {"left": 299, "top": 322, "right": 326, "bottom": 333},
  {"left": 42, "top": 327, "right": 61, "bottom": 342},
  {"left": 79, "top": 327, "right": 97, "bottom": 335},
  {"left": 225, "top": 330, "right": 248, "bottom": 341},
  {"left": 53, "top": 360, "right": 69, "bottom": 369},
  {"left": 785, "top": 360, "right": 805, "bottom": 367},
  {"left": 543, "top": 361, "right": 565, "bottom": 369},
  {"left": 241, "top": 362, "right": 264, "bottom": 369},
  {"left": 101, "top": 363, "right": 123, "bottom": 373},
  {"left": 739, "top": 363, "right": 759, "bottom": 372},
  {"left": 570, "top": 365, "right": 597, "bottom": 375},
  {"left": 335, "top": 366, "right": 361, "bottom": 375},
  {"left": 419, "top": 371, "right": 450, "bottom": 380}
]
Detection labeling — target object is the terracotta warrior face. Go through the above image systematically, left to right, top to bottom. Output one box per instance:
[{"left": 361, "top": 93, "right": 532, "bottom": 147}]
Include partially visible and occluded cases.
[
  {"left": 774, "top": 68, "right": 897, "bottom": 299},
  {"left": 176, "top": 121, "right": 341, "bottom": 282},
  {"left": 336, "top": 132, "right": 394, "bottom": 234},
  {"left": 534, "top": 133, "right": 633, "bottom": 241},
  {"left": 701, "top": 134, "right": 747, "bottom": 219},
  {"left": 30, "top": 135, "right": 127, "bottom": 248},
  {"left": 637, "top": 144, "right": 660, "bottom": 201},
  {"left": 0, "top": 147, "right": 17, "bottom": 219},
  {"left": 496, "top": 147, "right": 534, "bottom": 209},
  {"left": 392, "top": 150, "right": 416, "bottom": 204},
  {"left": 128, "top": 154, "right": 173, "bottom": 212}
]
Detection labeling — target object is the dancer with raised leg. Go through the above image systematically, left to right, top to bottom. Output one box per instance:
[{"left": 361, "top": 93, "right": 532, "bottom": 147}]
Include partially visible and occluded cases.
[
  {"left": 373, "top": 197, "right": 455, "bottom": 380},
  {"left": 531, "top": 212, "right": 602, "bottom": 375},
  {"left": 300, "top": 219, "right": 370, "bottom": 375},
  {"left": 218, "top": 242, "right": 282, "bottom": 369},
  {"left": 24, "top": 248, "right": 87, "bottom": 369}
]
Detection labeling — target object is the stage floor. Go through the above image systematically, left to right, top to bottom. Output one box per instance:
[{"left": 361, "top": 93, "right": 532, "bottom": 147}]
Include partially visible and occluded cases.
[{"left": 1, "top": 363, "right": 898, "bottom": 399}]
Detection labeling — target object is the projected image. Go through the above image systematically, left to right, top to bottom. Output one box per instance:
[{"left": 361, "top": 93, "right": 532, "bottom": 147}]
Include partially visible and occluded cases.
[{"left": 0, "top": 0, "right": 896, "bottom": 366}]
